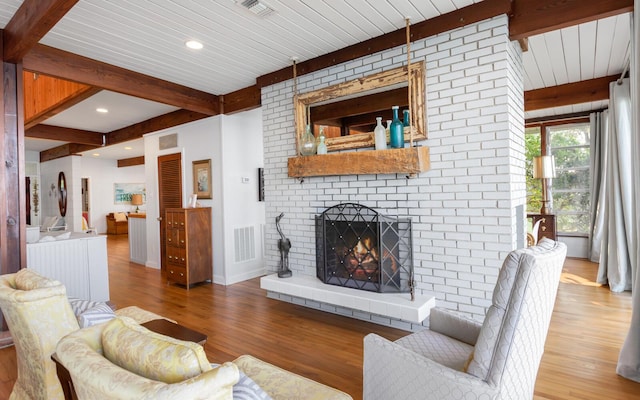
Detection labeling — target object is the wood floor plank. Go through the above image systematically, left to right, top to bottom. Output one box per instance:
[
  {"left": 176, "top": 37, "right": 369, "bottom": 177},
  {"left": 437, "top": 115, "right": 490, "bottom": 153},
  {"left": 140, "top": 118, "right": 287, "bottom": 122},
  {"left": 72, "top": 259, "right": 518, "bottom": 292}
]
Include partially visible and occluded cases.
[{"left": 1, "top": 237, "right": 638, "bottom": 399}]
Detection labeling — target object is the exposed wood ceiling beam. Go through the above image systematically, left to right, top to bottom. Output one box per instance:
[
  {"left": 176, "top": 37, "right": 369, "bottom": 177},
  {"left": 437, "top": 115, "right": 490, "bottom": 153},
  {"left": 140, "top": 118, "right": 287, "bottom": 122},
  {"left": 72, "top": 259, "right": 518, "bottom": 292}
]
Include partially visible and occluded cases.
[
  {"left": 2, "top": 0, "right": 78, "bottom": 63},
  {"left": 257, "top": 0, "right": 511, "bottom": 88},
  {"left": 510, "top": 0, "right": 634, "bottom": 40},
  {"left": 23, "top": 44, "right": 220, "bottom": 116},
  {"left": 524, "top": 74, "right": 618, "bottom": 111},
  {"left": 221, "top": 85, "right": 261, "bottom": 114},
  {"left": 36, "top": 109, "right": 208, "bottom": 162},
  {"left": 107, "top": 109, "right": 209, "bottom": 146},
  {"left": 26, "top": 124, "right": 103, "bottom": 146},
  {"left": 39, "top": 143, "right": 96, "bottom": 162},
  {"left": 118, "top": 156, "right": 144, "bottom": 168}
]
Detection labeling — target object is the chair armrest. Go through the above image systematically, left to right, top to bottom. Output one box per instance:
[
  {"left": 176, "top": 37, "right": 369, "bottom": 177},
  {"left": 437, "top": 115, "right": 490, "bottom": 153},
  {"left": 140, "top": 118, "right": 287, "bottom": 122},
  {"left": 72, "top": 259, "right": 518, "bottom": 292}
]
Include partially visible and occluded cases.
[
  {"left": 429, "top": 307, "right": 482, "bottom": 346},
  {"left": 56, "top": 324, "right": 238, "bottom": 400},
  {"left": 363, "top": 333, "right": 497, "bottom": 400}
]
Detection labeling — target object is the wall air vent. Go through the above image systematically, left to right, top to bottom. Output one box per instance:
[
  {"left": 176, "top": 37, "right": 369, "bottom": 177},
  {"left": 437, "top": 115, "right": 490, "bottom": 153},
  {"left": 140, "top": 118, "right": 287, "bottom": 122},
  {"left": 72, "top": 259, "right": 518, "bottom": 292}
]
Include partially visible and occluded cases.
[{"left": 240, "top": 0, "right": 275, "bottom": 17}]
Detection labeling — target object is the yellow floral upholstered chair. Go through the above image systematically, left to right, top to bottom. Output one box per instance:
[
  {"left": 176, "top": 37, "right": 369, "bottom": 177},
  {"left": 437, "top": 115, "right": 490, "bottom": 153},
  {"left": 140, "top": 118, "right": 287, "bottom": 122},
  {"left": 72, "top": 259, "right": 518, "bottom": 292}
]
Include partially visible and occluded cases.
[
  {"left": 0, "top": 269, "right": 169, "bottom": 400},
  {"left": 0, "top": 269, "right": 78, "bottom": 399},
  {"left": 56, "top": 316, "right": 240, "bottom": 400},
  {"left": 56, "top": 316, "right": 352, "bottom": 400}
]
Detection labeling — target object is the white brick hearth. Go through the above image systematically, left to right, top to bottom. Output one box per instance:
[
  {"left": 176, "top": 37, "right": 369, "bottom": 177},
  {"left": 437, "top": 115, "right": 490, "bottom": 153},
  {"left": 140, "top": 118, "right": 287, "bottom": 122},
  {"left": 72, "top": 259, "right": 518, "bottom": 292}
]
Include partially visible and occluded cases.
[{"left": 261, "top": 274, "right": 436, "bottom": 332}]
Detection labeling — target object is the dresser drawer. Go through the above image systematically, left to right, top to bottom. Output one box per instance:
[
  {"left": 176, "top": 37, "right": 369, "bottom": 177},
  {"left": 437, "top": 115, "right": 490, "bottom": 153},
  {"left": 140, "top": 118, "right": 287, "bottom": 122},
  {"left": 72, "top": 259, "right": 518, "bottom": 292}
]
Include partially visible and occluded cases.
[
  {"left": 166, "top": 248, "right": 186, "bottom": 266},
  {"left": 167, "top": 266, "right": 187, "bottom": 285}
]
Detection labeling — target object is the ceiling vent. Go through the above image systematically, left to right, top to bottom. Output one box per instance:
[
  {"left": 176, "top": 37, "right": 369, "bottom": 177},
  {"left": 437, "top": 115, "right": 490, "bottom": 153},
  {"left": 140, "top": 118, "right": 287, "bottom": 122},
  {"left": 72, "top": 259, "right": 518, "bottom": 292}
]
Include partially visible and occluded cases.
[{"left": 240, "top": 0, "right": 275, "bottom": 17}]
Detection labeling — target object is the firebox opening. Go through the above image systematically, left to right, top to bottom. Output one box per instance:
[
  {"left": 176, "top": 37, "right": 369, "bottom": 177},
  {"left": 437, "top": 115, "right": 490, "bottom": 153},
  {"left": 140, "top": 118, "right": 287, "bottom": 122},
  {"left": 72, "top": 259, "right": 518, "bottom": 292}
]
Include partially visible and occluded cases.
[{"left": 316, "top": 203, "right": 413, "bottom": 294}]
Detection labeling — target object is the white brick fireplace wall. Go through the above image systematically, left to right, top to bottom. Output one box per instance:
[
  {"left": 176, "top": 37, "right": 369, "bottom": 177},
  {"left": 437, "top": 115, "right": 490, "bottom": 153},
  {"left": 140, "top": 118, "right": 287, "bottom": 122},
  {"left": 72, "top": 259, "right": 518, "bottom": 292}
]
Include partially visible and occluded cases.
[{"left": 261, "top": 15, "right": 525, "bottom": 328}]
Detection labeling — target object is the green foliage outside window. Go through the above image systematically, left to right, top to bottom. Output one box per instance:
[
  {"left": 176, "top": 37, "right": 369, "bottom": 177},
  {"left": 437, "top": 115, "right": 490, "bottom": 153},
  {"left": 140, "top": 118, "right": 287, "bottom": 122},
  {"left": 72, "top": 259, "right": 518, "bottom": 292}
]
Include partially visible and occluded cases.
[
  {"left": 549, "top": 124, "right": 591, "bottom": 234},
  {"left": 525, "top": 127, "right": 542, "bottom": 213}
]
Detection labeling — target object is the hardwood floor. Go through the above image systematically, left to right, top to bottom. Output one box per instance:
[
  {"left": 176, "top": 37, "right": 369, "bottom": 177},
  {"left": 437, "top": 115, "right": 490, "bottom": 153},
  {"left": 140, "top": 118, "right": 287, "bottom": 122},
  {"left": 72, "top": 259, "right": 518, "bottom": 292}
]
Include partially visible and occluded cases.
[{"left": 1, "top": 235, "right": 638, "bottom": 399}]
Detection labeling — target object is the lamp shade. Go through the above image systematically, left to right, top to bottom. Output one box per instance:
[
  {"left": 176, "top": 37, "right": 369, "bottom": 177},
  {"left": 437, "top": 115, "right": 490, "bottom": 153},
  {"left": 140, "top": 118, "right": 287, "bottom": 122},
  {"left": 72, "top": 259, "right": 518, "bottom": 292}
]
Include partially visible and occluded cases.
[
  {"left": 533, "top": 155, "right": 556, "bottom": 179},
  {"left": 131, "top": 193, "right": 144, "bottom": 206}
]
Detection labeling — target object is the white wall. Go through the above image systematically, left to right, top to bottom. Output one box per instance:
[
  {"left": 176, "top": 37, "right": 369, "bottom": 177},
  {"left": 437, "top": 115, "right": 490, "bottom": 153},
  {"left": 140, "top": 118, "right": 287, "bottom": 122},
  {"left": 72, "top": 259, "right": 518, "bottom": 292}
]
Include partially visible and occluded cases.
[
  {"left": 262, "top": 15, "right": 525, "bottom": 322},
  {"left": 220, "top": 109, "right": 266, "bottom": 284},
  {"left": 142, "top": 111, "right": 265, "bottom": 285},
  {"left": 39, "top": 155, "right": 145, "bottom": 233},
  {"left": 77, "top": 157, "right": 145, "bottom": 233}
]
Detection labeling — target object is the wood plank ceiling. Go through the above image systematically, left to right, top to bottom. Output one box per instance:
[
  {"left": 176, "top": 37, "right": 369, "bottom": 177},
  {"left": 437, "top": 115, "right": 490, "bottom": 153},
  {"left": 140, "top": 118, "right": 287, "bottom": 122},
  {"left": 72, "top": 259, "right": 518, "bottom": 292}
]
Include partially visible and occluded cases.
[{"left": 0, "top": 0, "right": 633, "bottom": 160}]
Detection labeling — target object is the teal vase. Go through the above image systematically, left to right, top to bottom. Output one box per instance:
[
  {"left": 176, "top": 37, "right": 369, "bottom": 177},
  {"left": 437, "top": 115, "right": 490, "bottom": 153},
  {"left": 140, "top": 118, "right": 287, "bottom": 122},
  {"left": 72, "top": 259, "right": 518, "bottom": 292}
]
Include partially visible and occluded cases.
[
  {"left": 390, "top": 106, "right": 404, "bottom": 149},
  {"left": 403, "top": 109, "right": 410, "bottom": 127}
]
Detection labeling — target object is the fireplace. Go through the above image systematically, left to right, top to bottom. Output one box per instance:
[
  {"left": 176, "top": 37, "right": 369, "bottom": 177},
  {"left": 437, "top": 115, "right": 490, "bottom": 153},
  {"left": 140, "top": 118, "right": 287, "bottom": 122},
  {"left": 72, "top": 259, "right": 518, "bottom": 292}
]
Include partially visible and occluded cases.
[{"left": 316, "top": 203, "right": 414, "bottom": 295}]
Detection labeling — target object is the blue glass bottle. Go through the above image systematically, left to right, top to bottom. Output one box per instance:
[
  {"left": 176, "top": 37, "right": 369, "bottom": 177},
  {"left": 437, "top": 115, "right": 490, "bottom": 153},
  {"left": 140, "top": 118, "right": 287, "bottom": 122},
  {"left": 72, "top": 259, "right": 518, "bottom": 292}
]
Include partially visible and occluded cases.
[
  {"left": 390, "top": 106, "right": 404, "bottom": 148},
  {"left": 403, "top": 109, "right": 410, "bottom": 127}
]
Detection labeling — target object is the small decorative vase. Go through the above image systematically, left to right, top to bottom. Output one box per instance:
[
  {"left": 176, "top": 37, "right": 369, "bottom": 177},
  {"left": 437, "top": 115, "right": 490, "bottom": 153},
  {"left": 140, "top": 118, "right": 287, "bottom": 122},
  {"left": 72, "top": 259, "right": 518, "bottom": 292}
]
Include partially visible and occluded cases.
[
  {"left": 389, "top": 106, "right": 404, "bottom": 149},
  {"left": 403, "top": 109, "right": 410, "bottom": 127},
  {"left": 374, "top": 117, "right": 387, "bottom": 150},
  {"left": 299, "top": 124, "right": 317, "bottom": 156},
  {"left": 317, "top": 135, "right": 327, "bottom": 154}
]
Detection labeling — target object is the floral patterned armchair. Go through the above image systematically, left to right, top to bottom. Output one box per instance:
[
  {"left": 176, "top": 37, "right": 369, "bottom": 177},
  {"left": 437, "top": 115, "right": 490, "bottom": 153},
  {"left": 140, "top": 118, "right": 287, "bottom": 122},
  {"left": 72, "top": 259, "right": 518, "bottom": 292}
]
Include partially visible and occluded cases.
[{"left": 0, "top": 269, "right": 168, "bottom": 399}]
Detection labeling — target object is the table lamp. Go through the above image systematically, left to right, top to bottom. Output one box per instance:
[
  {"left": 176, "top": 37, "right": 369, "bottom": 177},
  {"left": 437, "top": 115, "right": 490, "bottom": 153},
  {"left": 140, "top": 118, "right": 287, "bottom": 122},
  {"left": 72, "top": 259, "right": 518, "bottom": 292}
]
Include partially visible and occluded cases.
[
  {"left": 533, "top": 155, "right": 556, "bottom": 214},
  {"left": 131, "top": 193, "right": 143, "bottom": 213}
]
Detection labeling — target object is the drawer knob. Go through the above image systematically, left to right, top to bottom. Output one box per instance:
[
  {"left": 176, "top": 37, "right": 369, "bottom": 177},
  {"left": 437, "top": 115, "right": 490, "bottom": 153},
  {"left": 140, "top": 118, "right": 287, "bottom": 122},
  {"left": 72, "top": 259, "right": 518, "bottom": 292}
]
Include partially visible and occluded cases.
[
  {"left": 181, "top": 258, "right": 185, "bottom": 262},
  {"left": 180, "top": 273, "right": 184, "bottom": 277}
]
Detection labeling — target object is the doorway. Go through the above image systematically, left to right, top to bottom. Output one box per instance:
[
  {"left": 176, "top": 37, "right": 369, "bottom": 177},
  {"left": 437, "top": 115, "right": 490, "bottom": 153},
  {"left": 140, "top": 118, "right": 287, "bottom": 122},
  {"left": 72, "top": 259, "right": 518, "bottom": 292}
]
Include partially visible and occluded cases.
[
  {"left": 157, "top": 153, "right": 183, "bottom": 274},
  {"left": 81, "top": 178, "right": 90, "bottom": 230}
]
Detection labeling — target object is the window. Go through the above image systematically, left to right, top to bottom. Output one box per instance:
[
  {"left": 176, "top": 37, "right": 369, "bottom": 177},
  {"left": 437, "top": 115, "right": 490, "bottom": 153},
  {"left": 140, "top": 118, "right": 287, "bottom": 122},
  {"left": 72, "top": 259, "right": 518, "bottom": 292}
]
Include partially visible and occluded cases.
[
  {"left": 548, "top": 123, "right": 591, "bottom": 235},
  {"left": 525, "top": 127, "right": 542, "bottom": 214}
]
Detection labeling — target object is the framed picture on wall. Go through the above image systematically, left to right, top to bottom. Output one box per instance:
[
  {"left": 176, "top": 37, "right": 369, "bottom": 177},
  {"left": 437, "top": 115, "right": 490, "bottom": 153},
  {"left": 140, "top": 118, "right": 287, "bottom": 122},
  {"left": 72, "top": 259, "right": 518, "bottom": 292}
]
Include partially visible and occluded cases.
[
  {"left": 192, "top": 159, "right": 212, "bottom": 199},
  {"left": 114, "top": 183, "right": 145, "bottom": 205}
]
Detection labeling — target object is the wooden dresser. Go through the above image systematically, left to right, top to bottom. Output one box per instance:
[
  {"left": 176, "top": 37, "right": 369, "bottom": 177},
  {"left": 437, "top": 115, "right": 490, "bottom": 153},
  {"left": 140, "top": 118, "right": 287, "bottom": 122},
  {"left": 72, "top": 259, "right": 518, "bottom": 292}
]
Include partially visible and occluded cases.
[{"left": 165, "top": 207, "right": 212, "bottom": 287}]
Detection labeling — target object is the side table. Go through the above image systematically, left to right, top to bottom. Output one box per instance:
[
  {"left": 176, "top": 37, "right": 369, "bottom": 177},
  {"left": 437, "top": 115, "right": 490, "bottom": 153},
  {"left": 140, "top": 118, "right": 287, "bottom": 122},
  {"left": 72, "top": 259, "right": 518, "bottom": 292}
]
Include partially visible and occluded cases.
[
  {"left": 528, "top": 213, "right": 557, "bottom": 241},
  {"left": 142, "top": 318, "right": 207, "bottom": 347}
]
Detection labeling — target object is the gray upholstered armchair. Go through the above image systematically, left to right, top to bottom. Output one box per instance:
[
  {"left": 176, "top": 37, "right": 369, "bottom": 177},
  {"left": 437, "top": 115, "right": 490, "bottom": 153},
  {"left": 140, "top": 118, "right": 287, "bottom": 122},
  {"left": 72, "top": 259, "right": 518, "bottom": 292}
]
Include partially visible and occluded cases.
[{"left": 363, "top": 239, "right": 567, "bottom": 400}]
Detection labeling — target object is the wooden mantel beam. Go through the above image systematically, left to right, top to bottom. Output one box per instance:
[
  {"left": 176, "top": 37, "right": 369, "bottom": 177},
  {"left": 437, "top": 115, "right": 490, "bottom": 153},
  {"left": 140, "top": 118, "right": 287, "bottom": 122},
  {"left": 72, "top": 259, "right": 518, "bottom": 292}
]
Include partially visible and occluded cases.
[
  {"left": 2, "top": 0, "right": 78, "bottom": 63},
  {"left": 510, "top": 0, "right": 634, "bottom": 40},
  {"left": 23, "top": 44, "right": 220, "bottom": 116},
  {"left": 524, "top": 74, "right": 618, "bottom": 111}
]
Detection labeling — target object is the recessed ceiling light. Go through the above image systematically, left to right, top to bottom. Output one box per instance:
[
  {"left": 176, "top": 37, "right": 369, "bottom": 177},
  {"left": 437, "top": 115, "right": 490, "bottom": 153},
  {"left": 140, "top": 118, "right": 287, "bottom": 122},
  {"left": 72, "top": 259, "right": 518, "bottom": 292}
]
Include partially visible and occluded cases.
[
  {"left": 185, "top": 40, "right": 203, "bottom": 50},
  {"left": 96, "top": 108, "right": 108, "bottom": 113},
  {"left": 124, "top": 146, "right": 132, "bottom": 150},
  {"left": 92, "top": 153, "right": 100, "bottom": 157}
]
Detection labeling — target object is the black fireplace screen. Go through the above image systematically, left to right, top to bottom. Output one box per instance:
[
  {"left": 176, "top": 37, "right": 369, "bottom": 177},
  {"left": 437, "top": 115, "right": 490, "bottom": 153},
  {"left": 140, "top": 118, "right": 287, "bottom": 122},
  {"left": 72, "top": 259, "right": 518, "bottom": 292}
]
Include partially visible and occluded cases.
[{"left": 316, "top": 203, "right": 413, "bottom": 294}]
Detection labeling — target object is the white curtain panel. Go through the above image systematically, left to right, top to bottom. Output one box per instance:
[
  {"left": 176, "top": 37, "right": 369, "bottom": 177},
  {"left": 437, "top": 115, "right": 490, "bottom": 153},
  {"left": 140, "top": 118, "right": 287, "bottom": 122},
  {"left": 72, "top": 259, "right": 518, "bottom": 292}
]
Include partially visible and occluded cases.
[
  {"left": 617, "top": 5, "right": 640, "bottom": 383},
  {"left": 595, "top": 79, "right": 634, "bottom": 292},
  {"left": 588, "top": 111, "right": 608, "bottom": 263}
]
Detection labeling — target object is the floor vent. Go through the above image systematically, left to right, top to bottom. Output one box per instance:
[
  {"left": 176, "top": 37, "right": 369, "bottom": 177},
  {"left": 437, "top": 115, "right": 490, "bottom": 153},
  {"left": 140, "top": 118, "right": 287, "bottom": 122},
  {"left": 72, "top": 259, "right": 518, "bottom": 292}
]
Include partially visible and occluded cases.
[{"left": 234, "top": 226, "right": 256, "bottom": 263}]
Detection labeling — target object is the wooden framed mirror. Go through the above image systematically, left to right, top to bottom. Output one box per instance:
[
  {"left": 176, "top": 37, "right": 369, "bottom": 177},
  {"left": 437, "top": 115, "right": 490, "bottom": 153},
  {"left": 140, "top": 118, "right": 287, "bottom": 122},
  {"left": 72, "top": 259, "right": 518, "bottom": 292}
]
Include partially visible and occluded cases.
[
  {"left": 295, "top": 61, "right": 426, "bottom": 153},
  {"left": 58, "top": 171, "right": 67, "bottom": 217}
]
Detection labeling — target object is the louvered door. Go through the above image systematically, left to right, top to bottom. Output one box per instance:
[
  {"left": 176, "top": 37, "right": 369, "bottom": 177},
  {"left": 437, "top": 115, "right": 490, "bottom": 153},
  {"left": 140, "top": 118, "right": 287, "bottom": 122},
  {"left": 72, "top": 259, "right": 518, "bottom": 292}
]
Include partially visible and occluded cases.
[{"left": 157, "top": 153, "right": 182, "bottom": 274}]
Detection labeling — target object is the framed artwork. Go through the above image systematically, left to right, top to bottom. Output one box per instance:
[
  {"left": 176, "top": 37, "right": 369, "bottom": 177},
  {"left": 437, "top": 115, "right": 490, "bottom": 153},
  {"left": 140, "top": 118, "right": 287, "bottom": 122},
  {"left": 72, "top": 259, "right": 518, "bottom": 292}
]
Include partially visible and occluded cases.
[
  {"left": 193, "top": 159, "right": 212, "bottom": 199},
  {"left": 114, "top": 183, "right": 145, "bottom": 204}
]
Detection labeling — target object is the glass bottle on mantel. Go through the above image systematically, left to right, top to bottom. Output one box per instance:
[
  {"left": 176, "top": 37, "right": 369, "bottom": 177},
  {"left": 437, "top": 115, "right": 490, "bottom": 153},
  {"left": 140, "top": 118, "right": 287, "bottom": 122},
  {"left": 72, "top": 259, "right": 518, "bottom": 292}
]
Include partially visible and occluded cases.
[
  {"left": 389, "top": 106, "right": 404, "bottom": 149},
  {"left": 403, "top": 109, "right": 410, "bottom": 127},
  {"left": 374, "top": 117, "right": 387, "bottom": 150},
  {"left": 299, "top": 124, "right": 317, "bottom": 156},
  {"left": 316, "top": 126, "right": 327, "bottom": 154}
]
